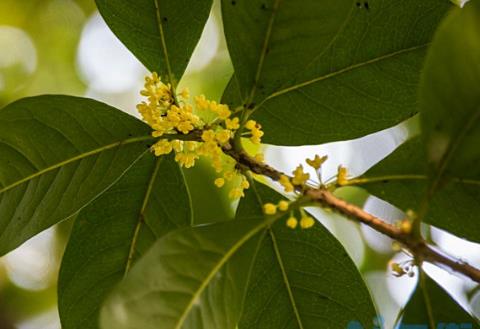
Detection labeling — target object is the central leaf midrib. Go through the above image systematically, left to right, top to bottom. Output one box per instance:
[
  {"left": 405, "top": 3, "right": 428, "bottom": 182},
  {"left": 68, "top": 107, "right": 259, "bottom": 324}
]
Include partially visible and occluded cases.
[
  {"left": 154, "top": 0, "right": 174, "bottom": 85},
  {"left": 247, "top": 0, "right": 282, "bottom": 103},
  {"left": 252, "top": 43, "right": 429, "bottom": 113},
  {"left": 428, "top": 107, "right": 480, "bottom": 195},
  {"left": 0, "top": 135, "right": 154, "bottom": 195},
  {"left": 124, "top": 156, "right": 163, "bottom": 275},
  {"left": 347, "top": 174, "right": 480, "bottom": 186},
  {"left": 173, "top": 217, "right": 276, "bottom": 329},
  {"left": 269, "top": 229, "right": 305, "bottom": 329}
]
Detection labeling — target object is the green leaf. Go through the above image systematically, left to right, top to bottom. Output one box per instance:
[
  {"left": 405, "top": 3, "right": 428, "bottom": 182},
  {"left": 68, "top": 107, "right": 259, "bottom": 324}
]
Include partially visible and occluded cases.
[
  {"left": 95, "top": 0, "right": 213, "bottom": 84},
  {"left": 221, "top": 0, "right": 451, "bottom": 145},
  {"left": 419, "top": 0, "right": 480, "bottom": 190},
  {"left": 346, "top": 2, "right": 480, "bottom": 242},
  {"left": 0, "top": 95, "right": 152, "bottom": 255},
  {"left": 350, "top": 138, "right": 480, "bottom": 242},
  {"left": 58, "top": 152, "right": 192, "bottom": 329},
  {"left": 236, "top": 182, "right": 377, "bottom": 328},
  {"left": 100, "top": 218, "right": 266, "bottom": 329},
  {"left": 399, "top": 271, "right": 480, "bottom": 327}
]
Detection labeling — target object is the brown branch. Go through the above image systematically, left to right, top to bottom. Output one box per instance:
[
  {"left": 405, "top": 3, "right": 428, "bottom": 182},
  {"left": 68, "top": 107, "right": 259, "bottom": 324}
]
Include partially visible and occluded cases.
[{"left": 224, "top": 144, "right": 480, "bottom": 284}]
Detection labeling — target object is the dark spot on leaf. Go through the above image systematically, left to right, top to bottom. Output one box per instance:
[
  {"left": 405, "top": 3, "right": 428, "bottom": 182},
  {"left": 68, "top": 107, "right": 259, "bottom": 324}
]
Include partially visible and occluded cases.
[
  {"left": 231, "top": 0, "right": 236, "bottom": 5},
  {"left": 356, "top": 2, "right": 362, "bottom": 8},
  {"left": 364, "top": 2, "right": 369, "bottom": 10},
  {"left": 261, "top": 3, "right": 267, "bottom": 10},
  {"left": 163, "top": 16, "right": 168, "bottom": 22},
  {"left": 266, "top": 47, "right": 270, "bottom": 54},
  {"left": 247, "top": 102, "right": 256, "bottom": 109},
  {"left": 128, "top": 133, "right": 132, "bottom": 137},
  {"left": 382, "top": 180, "right": 389, "bottom": 184}
]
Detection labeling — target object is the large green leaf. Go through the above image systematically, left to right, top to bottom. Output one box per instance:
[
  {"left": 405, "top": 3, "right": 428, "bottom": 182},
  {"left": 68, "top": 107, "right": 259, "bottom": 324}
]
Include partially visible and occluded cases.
[
  {"left": 95, "top": 0, "right": 213, "bottom": 84},
  {"left": 221, "top": 0, "right": 451, "bottom": 145},
  {"left": 419, "top": 0, "right": 480, "bottom": 190},
  {"left": 355, "top": 1, "right": 480, "bottom": 242},
  {"left": 0, "top": 95, "right": 152, "bottom": 255},
  {"left": 352, "top": 138, "right": 480, "bottom": 242},
  {"left": 58, "top": 152, "right": 191, "bottom": 329},
  {"left": 236, "top": 182, "right": 377, "bottom": 329},
  {"left": 100, "top": 218, "right": 266, "bottom": 329},
  {"left": 399, "top": 272, "right": 480, "bottom": 327}
]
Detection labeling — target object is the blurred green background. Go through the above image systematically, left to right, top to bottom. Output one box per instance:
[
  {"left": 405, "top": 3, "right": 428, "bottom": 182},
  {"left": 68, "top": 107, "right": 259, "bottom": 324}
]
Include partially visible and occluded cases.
[{"left": 0, "top": 1, "right": 478, "bottom": 328}]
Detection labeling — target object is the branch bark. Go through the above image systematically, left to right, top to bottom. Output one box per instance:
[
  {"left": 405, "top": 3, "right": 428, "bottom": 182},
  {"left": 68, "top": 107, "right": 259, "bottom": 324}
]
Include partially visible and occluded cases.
[{"left": 225, "top": 143, "right": 480, "bottom": 284}]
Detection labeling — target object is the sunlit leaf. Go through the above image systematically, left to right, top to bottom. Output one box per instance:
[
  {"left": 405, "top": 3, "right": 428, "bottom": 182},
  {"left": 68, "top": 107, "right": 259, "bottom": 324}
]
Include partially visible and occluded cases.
[
  {"left": 96, "top": 0, "right": 213, "bottom": 84},
  {"left": 222, "top": 0, "right": 451, "bottom": 145},
  {"left": 420, "top": 0, "right": 480, "bottom": 191},
  {"left": 359, "top": 1, "right": 480, "bottom": 242},
  {"left": 0, "top": 95, "right": 152, "bottom": 255},
  {"left": 353, "top": 138, "right": 480, "bottom": 242},
  {"left": 58, "top": 153, "right": 192, "bottom": 329},
  {"left": 236, "top": 182, "right": 377, "bottom": 328},
  {"left": 100, "top": 218, "right": 266, "bottom": 329},
  {"left": 399, "top": 272, "right": 480, "bottom": 327}
]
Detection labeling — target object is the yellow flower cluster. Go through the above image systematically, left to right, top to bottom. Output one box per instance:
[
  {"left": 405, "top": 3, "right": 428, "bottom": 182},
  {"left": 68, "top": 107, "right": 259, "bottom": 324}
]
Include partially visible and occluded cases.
[
  {"left": 137, "top": 72, "right": 265, "bottom": 199},
  {"left": 137, "top": 73, "right": 202, "bottom": 138},
  {"left": 245, "top": 120, "right": 264, "bottom": 144},
  {"left": 278, "top": 155, "right": 328, "bottom": 193},
  {"left": 278, "top": 165, "right": 309, "bottom": 193},
  {"left": 263, "top": 200, "right": 314, "bottom": 229},
  {"left": 263, "top": 200, "right": 289, "bottom": 215},
  {"left": 286, "top": 210, "right": 315, "bottom": 229}
]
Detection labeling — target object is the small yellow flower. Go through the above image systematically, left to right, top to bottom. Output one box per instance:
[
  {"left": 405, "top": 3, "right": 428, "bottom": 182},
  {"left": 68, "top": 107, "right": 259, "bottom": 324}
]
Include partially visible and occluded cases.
[
  {"left": 179, "top": 88, "right": 190, "bottom": 99},
  {"left": 195, "top": 95, "right": 209, "bottom": 110},
  {"left": 216, "top": 104, "right": 231, "bottom": 119},
  {"left": 225, "top": 117, "right": 240, "bottom": 130},
  {"left": 245, "top": 120, "right": 256, "bottom": 130},
  {"left": 177, "top": 121, "right": 194, "bottom": 134},
  {"left": 250, "top": 127, "right": 264, "bottom": 144},
  {"left": 216, "top": 129, "right": 231, "bottom": 144},
  {"left": 201, "top": 130, "right": 216, "bottom": 142},
  {"left": 152, "top": 140, "right": 173, "bottom": 156},
  {"left": 171, "top": 140, "right": 183, "bottom": 152},
  {"left": 184, "top": 141, "right": 197, "bottom": 152},
  {"left": 175, "top": 153, "right": 197, "bottom": 168},
  {"left": 254, "top": 153, "right": 264, "bottom": 162},
  {"left": 306, "top": 154, "right": 328, "bottom": 170},
  {"left": 292, "top": 165, "right": 310, "bottom": 186},
  {"left": 337, "top": 165, "right": 349, "bottom": 185},
  {"left": 224, "top": 170, "right": 235, "bottom": 181},
  {"left": 279, "top": 175, "right": 294, "bottom": 193},
  {"left": 214, "top": 178, "right": 225, "bottom": 188},
  {"left": 240, "top": 178, "right": 250, "bottom": 190},
  {"left": 229, "top": 187, "right": 244, "bottom": 199},
  {"left": 278, "top": 200, "right": 289, "bottom": 212},
  {"left": 263, "top": 203, "right": 277, "bottom": 215},
  {"left": 300, "top": 214, "right": 315, "bottom": 229},
  {"left": 286, "top": 216, "right": 298, "bottom": 229},
  {"left": 399, "top": 219, "right": 412, "bottom": 234}
]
